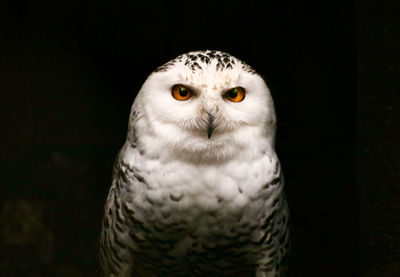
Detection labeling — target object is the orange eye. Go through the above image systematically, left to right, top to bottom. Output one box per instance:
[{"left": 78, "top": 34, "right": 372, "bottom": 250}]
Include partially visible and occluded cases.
[
  {"left": 171, "top": 85, "right": 193, "bottom": 101},
  {"left": 224, "top": 87, "right": 245, "bottom": 102}
]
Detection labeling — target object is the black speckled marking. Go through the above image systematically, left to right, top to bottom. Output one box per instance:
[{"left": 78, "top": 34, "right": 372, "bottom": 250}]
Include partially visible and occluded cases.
[
  {"left": 152, "top": 50, "right": 258, "bottom": 74},
  {"left": 154, "top": 54, "right": 183, "bottom": 72},
  {"left": 274, "top": 162, "right": 280, "bottom": 175},
  {"left": 124, "top": 163, "right": 147, "bottom": 185},
  {"left": 271, "top": 176, "right": 281, "bottom": 186},
  {"left": 170, "top": 192, "right": 184, "bottom": 202},
  {"left": 145, "top": 194, "right": 154, "bottom": 205},
  {"left": 272, "top": 197, "right": 280, "bottom": 207},
  {"left": 161, "top": 210, "right": 171, "bottom": 219},
  {"left": 208, "top": 210, "right": 218, "bottom": 217},
  {"left": 261, "top": 211, "right": 275, "bottom": 229},
  {"left": 253, "top": 231, "right": 270, "bottom": 246},
  {"left": 268, "top": 250, "right": 276, "bottom": 258}
]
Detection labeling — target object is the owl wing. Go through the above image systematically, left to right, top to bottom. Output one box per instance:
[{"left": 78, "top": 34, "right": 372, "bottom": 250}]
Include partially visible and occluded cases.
[
  {"left": 99, "top": 148, "right": 149, "bottom": 277},
  {"left": 99, "top": 151, "right": 129, "bottom": 277},
  {"left": 256, "top": 167, "right": 291, "bottom": 277},
  {"left": 274, "top": 189, "right": 291, "bottom": 277}
]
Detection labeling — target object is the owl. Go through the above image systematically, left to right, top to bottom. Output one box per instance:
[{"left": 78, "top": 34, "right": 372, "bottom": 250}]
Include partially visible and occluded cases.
[{"left": 99, "top": 50, "right": 290, "bottom": 277}]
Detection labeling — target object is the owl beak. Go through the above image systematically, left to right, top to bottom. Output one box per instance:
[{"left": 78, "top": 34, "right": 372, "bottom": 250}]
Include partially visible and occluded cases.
[{"left": 207, "top": 112, "right": 215, "bottom": 139}]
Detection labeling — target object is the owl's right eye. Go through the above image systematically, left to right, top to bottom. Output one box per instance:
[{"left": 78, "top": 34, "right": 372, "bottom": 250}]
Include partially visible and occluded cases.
[{"left": 171, "top": 85, "right": 193, "bottom": 101}]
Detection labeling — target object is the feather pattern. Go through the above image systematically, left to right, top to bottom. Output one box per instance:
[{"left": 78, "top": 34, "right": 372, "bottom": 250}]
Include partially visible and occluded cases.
[{"left": 100, "top": 51, "right": 290, "bottom": 277}]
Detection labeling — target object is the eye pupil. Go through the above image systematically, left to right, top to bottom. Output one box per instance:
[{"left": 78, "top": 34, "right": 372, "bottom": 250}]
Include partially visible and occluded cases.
[
  {"left": 179, "top": 88, "right": 188, "bottom": 97},
  {"left": 229, "top": 89, "right": 238, "bottom": 99}
]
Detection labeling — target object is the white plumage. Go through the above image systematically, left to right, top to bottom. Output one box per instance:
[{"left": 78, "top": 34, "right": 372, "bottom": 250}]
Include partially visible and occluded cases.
[{"left": 100, "top": 50, "right": 290, "bottom": 277}]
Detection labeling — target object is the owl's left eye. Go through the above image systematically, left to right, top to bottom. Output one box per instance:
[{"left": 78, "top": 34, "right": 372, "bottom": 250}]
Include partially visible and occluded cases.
[
  {"left": 171, "top": 85, "right": 193, "bottom": 101},
  {"left": 224, "top": 87, "right": 245, "bottom": 102}
]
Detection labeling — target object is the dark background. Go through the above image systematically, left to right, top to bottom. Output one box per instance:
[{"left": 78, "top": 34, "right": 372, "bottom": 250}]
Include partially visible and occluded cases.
[{"left": 0, "top": 0, "right": 398, "bottom": 276}]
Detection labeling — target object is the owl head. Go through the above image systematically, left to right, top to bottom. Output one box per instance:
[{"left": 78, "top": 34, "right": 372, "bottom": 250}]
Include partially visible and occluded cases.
[{"left": 129, "top": 50, "right": 277, "bottom": 163}]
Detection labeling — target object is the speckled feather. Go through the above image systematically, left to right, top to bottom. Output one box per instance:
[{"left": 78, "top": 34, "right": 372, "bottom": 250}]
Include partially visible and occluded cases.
[
  {"left": 154, "top": 50, "right": 257, "bottom": 74},
  {"left": 100, "top": 51, "right": 290, "bottom": 277}
]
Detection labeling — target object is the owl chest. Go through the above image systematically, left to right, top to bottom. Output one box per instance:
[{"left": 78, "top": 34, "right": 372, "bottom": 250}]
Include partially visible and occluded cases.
[
  {"left": 126, "top": 156, "right": 281, "bottom": 243},
  {"left": 137, "top": 158, "right": 272, "bottom": 213}
]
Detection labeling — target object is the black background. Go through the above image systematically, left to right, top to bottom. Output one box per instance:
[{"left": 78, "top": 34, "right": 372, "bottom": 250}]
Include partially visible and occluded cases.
[{"left": 0, "top": 0, "right": 398, "bottom": 276}]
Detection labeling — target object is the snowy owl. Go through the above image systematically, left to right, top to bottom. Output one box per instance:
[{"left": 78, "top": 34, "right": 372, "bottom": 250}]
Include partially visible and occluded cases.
[{"left": 100, "top": 50, "right": 290, "bottom": 277}]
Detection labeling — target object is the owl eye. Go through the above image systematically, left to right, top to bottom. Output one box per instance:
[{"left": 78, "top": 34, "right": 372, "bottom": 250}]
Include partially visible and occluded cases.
[
  {"left": 172, "top": 85, "right": 193, "bottom": 101},
  {"left": 224, "top": 87, "right": 245, "bottom": 102}
]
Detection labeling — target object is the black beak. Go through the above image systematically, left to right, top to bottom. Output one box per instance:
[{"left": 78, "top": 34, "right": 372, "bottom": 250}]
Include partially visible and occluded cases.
[{"left": 207, "top": 113, "right": 215, "bottom": 139}]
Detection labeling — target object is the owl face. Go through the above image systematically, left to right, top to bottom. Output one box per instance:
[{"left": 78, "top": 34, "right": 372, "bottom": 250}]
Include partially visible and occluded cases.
[{"left": 132, "top": 51, "right": 276, "bottom": 162}]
